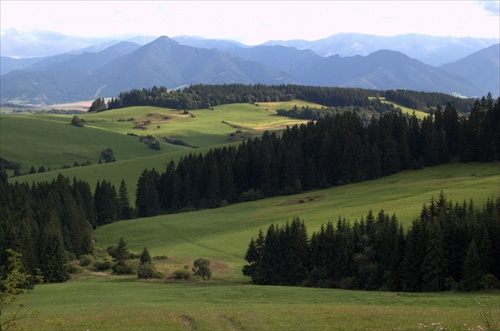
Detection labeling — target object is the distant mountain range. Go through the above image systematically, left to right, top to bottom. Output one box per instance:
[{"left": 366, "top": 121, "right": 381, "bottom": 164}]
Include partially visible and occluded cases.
[{"left": 1, "top": 33, "right": 498, "bottom": 105}]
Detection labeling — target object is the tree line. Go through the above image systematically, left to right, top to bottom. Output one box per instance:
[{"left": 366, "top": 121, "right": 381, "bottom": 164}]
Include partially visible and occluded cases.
[
  {"left": 93, "top": 84, "right": 475, "bottom": 113},
  {"left": 384, "top": 89, "right": 476, "bottom": 112},
  {"left": 134, "top": 96, "right": 499, "bottom": 216},
  {"left": 275, "top": 100, "right": 399, "bottom": 122},
  {"left": 0, "top": 175, "right": 134, "bottom": 283},
  {"left": 243, "top": 194, "right": 500, "bottom": 292}
]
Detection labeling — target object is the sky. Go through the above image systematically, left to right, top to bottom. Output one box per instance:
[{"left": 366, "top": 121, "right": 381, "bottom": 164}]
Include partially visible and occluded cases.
[{"left": 1, "top": 0, "right": 499, "bottom": 46}]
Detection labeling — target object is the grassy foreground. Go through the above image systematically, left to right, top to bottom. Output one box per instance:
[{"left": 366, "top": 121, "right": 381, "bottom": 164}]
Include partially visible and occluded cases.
[{"left": 16, "top": 273, "right": 500, "bottom": 330}]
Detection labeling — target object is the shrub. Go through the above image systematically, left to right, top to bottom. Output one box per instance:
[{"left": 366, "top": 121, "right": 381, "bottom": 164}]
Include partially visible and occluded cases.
[
  {"left": 71, "top": 115, "right": 84, "bottom": 127},
  {"left": 79, "top": 254, "right": 95, "bottom": 267},
  {"left": 93, "top": 260, "right": 113, "bottom": 271},
  {"left": 112, "top": 262, "right": 134, "bottom": 275},
  {"left": 137, "top": 263, "right": 156, "bottom": 279},
  {"left": 171, "top": 270, "right": 191, "bottom": 280},
  {"left": 153, "top": 271, "right": 164, "bottom": 279}
]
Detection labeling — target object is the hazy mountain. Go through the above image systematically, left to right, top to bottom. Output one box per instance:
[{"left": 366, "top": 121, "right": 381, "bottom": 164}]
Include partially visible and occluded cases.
[
  {"left": 263, "top": 33, "right": 499, "bottom": 66},
  {"left": 2, "top": 35, "right": 495, "bottom": 105},
  {"left": 173, "top": 35, "right": 248, "bottom": 50},
  {"left": 0, "top": 36, "right": 297, "bottom": 104},
  {"left": 25, "top": 41, "right": 141, "bottom": 71},
  {"left": 210, "top": 43, "right": 484, "bottom": 96},
  {"left": 441, "top": 44, "right": 500, "bottom": 96},
  {"left": 222, "top": 45, "right": 323, "bottom": 74},
  {"left": 294, "top": 50, "right": 481, "bottom": 96},
  {"left": 0, "top": 56, "right": 45, "bottom": 76}
]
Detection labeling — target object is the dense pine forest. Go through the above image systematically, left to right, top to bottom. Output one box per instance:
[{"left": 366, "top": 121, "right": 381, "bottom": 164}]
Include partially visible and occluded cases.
[
  {"left": 99, "top": 84, "right": 476, "bottom": 113},
  {"left": 1, "top": 86, "right": 499, "bottom": 287},
  {"left": 134, "top": 95, "right": 499, "bottom": 215},
  {"left": 242, "top": 194, "right": 500, "bottom": 292}
]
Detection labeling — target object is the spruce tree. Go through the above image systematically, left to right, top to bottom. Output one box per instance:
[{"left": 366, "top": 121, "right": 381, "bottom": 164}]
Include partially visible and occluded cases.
[
  {"left": 40, "top": 213, "right": 69, "bottom": 283},
  {"left": 461, "top": 239, "right": 483, "bottom": 291}
]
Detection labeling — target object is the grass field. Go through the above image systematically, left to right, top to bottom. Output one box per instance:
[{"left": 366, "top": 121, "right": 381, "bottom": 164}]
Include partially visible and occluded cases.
[
  {"left": 1, "top": 102, "right": 309, "bottom": 176},
  {"left": 95, "top": 162, "right": 499, "bottom": 271},
  {"left": 15, "top": 272, "right": 500, "bottom": 330}
]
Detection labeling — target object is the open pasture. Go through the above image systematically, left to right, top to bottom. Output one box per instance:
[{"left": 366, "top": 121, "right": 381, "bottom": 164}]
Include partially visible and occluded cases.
[
  {"left": 1, "top": 101, "right": 311, "bottom": 175},
  {"left": 95, "top": 162, "right": 500, "bottom": 270},
  {"left": 16, "top": 273, "right": 499, "bottom": 330}
]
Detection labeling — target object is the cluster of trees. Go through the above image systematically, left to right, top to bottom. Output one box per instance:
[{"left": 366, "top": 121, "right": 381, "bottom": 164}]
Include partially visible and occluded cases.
[
  {"left": 97, "top": 84, "right": 475, "bottom": 113},
  {"left": 102, "top": 84, "right": 384, "bottom": 111},
  {"left": 384, "top": 90, "right": 475, "bottom": 112},
  {"left": 134, "top": 96, "right": 499, "bottom": 216},
  {"left": 275, "top": 101, "right": 399, "bottom": 121},
  {"left": 0, "top": 175, "right": 134, "bottom": 283},
  {"left": 243, "top": 194, "right": 500, "bottom": 292}
]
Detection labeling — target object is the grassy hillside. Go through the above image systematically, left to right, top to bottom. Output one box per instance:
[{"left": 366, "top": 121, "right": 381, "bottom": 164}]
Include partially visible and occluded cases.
[
  {"left": 3, "top": 101, "right": 499, "bottom": 330},
  {"left": 4, "top": 101, "right": 317, "bottom": 199},
  {"left": 95, "top": 162, "right": 499, "bottom": 272}
]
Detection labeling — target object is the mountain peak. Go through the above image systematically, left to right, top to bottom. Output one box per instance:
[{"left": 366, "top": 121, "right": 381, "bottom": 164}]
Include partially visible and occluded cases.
[{"left": 150, "top": 35, "right": 179, "bottom": 46}]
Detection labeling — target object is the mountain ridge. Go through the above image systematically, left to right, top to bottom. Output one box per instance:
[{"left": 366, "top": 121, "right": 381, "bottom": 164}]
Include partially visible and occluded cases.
[{"left": 1, "top": 35, "right": 496, "bottom": 105}]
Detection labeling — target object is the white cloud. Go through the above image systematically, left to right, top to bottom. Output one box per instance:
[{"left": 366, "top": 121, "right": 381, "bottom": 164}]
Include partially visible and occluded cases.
[{"left": 1, "top": 0, "right": 499, "bottom": 44}]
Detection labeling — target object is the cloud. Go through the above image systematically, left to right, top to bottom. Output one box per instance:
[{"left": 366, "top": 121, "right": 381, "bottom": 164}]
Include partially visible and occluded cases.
[{"left": 475, "top": 0, "right": 500, "bottom": 16}]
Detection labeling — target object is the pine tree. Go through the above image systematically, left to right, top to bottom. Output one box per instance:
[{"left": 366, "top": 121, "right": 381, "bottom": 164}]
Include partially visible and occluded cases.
[
  {"left": 118, "top": 179, "right": 133, "bottom": 220},
  {"left": 40, "top": 213, "right": 69, "bottom": 283},
  {"left": 460, "top": 239, "right": 483, "bottom": 291}
]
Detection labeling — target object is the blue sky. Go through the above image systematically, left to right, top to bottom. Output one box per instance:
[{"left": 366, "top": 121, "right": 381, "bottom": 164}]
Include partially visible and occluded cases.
[{"left": 1, "top": 1, "right": 499, "bottom": 45}]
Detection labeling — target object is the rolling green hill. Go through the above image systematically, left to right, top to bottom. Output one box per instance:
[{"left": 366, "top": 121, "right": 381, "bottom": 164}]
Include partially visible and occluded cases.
[
  {"left": 2, "top": 101, "right": 499, "bottom": 331},
  {"left": 3, "top": 101, "right": 315, "bottom": 197},
  {"left": 95, "top": 162, "right": 499, "bottom": 271}
]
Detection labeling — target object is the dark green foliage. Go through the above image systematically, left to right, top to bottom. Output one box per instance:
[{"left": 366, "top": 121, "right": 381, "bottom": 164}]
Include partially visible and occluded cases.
[
  {"left": 106, "top": 84, "right": 381, "bottom": 111},
  {"left": 384, "top": 89, "right": 474, "bottom": 112},
  {"left": 127, "top": 94, "right": 498, "bottom": 217},
  {"left": 88, "top": 97, "right": 107, "bottom": 112},
  {"left": 70, "top": 115, "right": 84, "bottom": 127},
  {"left": 99, "top": 147, "right": 115, "bottom": 163},
  {"left": 135, "top": 169, "right": 160, "bottom": 217},
  {"left": 0, "top": 174, "right": 96, "bottom": 284},
  {"left": 94, "top": 180, "right": 119, "bottom": 226},
  {"left": 117, "top": 180, "right": 133, "bottom": 220},
  {"left": 243, "top": 194, "right": 500, "bottom": 292},
  {"left": 40, "top": 214, "right": 69, "bottom": 283},
  {"left": 111, "top": 238, "right": 134, "bottom": 275},
  {"left": 460, "top": 239, "right": 483, "bottom": 291},
  {"left": 139, "top": 247, "right": 152, "bottom": 265},
  {"left": 192, "top": 258, "right": 212, "bottom": 280},
  {"left": 137, "top": 263, "right": 156, "bottom": 279},
  {"left": 171, "top": 269, "right": 191, "bottom": 280}
]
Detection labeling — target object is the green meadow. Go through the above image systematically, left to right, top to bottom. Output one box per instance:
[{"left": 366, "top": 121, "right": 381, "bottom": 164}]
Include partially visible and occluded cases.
[
  {"left": 2, "top": 101, "right": 499, "bottom": 330},
  {"left": 17, "top": 274, "right": 499, "bottom": 330}
]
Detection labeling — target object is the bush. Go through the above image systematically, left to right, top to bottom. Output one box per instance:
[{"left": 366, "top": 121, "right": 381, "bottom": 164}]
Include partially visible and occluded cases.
[
  {"left": 71, "top": 115, "right": 84, "bottom": 127},
  {"left": 79, "top": 254, "right": 95, "bottom": 267},
  {"left": 93, "top": 260, "right": 113, "bottom": 271},
  {"left": 67, "top": 263, "right": 85, "bottom": 274},
  {"left": 112, "top": 263, "right": 134, "bottom": 275},
  {"left": 137, "top": 263, "right": 156, "bottom": 279},
  {"left": 171, "top": 270, "right": 191, "bottom": 280},
  {"left": 153, "top": 271, "right": 164, "bottom": 279}
]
